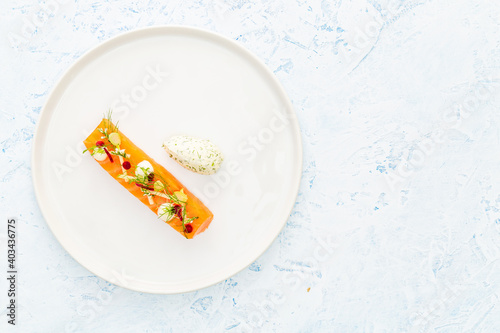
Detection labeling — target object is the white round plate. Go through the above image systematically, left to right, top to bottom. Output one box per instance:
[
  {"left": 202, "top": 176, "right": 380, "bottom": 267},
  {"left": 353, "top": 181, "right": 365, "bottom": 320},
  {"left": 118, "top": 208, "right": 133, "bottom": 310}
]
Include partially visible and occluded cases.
[{"left": 32, "top": 26, "right": 302, "bottom": 294}]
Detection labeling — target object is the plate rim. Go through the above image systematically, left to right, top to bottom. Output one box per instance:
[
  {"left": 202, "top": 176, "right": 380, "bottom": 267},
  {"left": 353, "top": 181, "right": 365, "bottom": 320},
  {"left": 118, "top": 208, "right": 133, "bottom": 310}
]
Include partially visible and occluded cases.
[{"left": 32, "top": 25, "right": 303, "bottom": 294}]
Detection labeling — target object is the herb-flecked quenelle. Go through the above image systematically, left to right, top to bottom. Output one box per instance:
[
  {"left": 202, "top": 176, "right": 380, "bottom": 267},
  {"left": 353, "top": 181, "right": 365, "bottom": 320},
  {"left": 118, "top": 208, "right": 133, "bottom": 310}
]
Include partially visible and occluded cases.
[
  {"left": 83, "top": 113, "right": 214, "bottom": 239},
  {"left": 163, "top": 135, "right": 224, "bottom": 175}
]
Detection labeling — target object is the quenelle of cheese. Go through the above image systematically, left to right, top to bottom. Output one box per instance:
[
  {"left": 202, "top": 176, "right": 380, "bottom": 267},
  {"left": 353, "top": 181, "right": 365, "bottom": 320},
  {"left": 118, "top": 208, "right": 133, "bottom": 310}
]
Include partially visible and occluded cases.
[{"left": 162, "top": 136, "right": 223, "bottom": 175}]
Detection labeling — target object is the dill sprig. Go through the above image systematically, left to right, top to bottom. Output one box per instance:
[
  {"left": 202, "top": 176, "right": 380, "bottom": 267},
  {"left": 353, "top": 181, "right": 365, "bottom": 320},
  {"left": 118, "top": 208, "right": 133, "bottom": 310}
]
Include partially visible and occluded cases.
[
  {"left": 105, "top": 109, "right": 118, "bottom": 133},
  {"left": 97, "top": 110, "right": 119, "bottom": 142},
  {"left": 110, "top": 149, "right": 130, "bottom": 158},
  {"left": 158, "top": 204, "right": 175, "bottom": 221}
]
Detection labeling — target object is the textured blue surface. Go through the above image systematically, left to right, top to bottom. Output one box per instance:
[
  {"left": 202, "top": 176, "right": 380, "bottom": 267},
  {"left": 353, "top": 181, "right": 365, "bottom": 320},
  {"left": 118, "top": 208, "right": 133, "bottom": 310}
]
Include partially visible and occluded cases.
[{"left": 1, "top": 0, "right": 500, "bottom": 332}]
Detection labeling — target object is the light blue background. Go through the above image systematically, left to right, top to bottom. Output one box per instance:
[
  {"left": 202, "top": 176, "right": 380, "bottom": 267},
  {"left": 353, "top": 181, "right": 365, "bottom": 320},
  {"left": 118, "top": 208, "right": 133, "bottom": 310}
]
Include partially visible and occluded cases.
[{"left": 1, "top": 0, "right": 500, "bottom": 332}]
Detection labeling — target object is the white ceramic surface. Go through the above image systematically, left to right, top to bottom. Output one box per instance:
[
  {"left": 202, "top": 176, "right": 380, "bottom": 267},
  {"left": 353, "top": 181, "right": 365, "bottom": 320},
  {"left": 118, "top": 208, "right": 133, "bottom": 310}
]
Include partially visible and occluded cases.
[{"left": 32, "top": 26, "right": 302, "bottom": 294}]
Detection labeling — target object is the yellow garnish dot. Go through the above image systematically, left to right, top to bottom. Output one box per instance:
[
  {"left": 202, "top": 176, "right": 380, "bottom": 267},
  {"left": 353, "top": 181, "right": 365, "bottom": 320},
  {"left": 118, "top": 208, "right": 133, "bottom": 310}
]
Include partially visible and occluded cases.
[
  {"left": 109, "top": 132, "right": 121, "bottom": 146},
  {"left": 154, "top": 180, "right": 165, "bottom": 192},
  {"left": 174, "top": 189, "right": 188, "bottom": 202}
]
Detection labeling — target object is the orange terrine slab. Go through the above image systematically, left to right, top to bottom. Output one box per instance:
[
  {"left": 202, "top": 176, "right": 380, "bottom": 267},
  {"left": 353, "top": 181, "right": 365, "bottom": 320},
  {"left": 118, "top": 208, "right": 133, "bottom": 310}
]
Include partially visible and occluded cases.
[{"left": 83, "top": 118, "right": 213, "bottom": 239}]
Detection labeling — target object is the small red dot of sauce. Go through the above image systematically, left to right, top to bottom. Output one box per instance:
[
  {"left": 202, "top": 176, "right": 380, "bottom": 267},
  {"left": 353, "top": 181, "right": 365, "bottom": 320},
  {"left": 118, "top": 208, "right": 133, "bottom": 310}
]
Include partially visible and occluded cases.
[
  {"left": 96, "top": 140, "right": 105, "bottom": 147},
  {"left": 122, "top": 161, "right": 131, "bottom": 170},
  {"left": 185, "top": 224, "right": 193, "bottom": 233}
]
